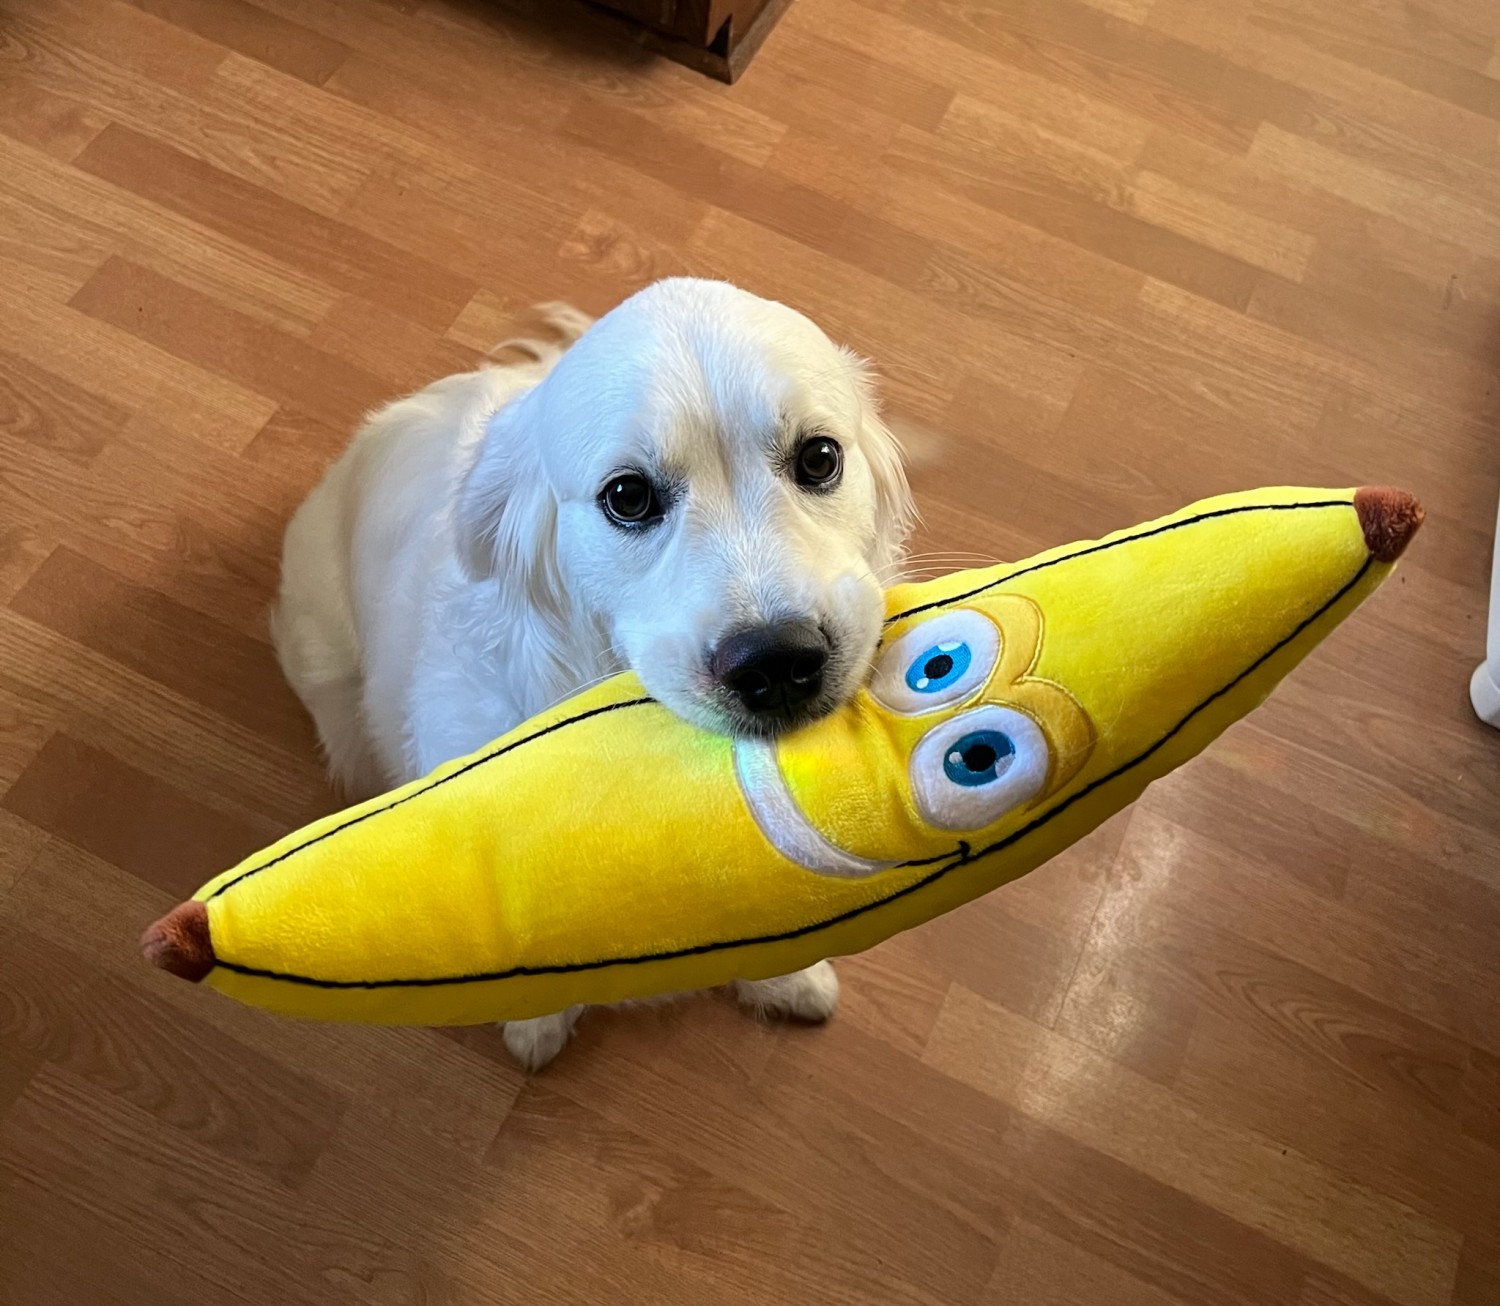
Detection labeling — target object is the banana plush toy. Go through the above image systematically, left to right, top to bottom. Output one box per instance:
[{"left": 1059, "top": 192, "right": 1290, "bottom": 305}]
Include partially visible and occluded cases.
[{"left": 143, "top": 486, "right": 1422, "bottom": 1026}]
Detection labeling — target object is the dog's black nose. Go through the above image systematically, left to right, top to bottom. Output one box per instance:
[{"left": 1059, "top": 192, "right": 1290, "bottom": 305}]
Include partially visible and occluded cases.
[{"left": 712, "top": 621, "right": 829, "bottom": 717}]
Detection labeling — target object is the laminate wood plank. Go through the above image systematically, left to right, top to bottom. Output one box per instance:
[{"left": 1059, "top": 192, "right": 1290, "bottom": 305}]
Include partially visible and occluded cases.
[
  {"left": 2, "top": 0, "right": 229, "bottom": 101},
  {"left": 122, "top": 0, "right": 351, "bottom": 87},
  {"left": 265, "top": 0, "right": 643, "bottom": 110},
  {"left": 795, "top": 0, "right": 1174, "bottom": 150},
  {"left": 864, "top": 0, "right": 1305, "bottom": 152},
  {"left": 1149, "top": 0, "right": 1500, "bottom": 165},
  {"left": 1250, "top": 0, "right": 1500, "bottom": 118},
  {"left": 0, "top": 2, "right": 371, "bottom": 215},
  {"left": 738, "top": 18, "right": 956, "bottom": 133},
  {"left": 728, "top": 46, "right": 908, "bottom": 154},
  {"left": 294, "top": 57, "right": 712, "bottom": 282},
  {"left": 0, "top": 79, "right": 109, "bottom": 163},
  {"left": 556, "top": 95, "right": 852, "bottom": 255},
  {"left": 881, "top": 119, "right": 1267, "bottom": 315},
  {"left": 74, "top": 123, "right": 475, "bottom": 333},
  {"left": 1250, "top": 124, "right": 1500, "bottom": 262},
  {"left": 1133, "top": 129, "right": 1500, "bottom": 341},
  {"left": 0, "top": 132, "right": 338, "bottom": 336},
  {"left": 341, "top": 163, "right": 603, "bottom": 310},
  {"left": 1127, "top": 170, "right": 1317, "bottom": 280},
  {"left": 840, "top": 172, "right": 1146, "bottom": 338},
  {"left": 689, "top": 205, "right": 1091, "bottom": 424},
  {"left": 554, "top": 206, "right": 700, "bottom": 311},
  {"left": 0, "top": 226, "right": 108, "bottom": 312},
  {"left": 69, "top": 257, "right": 394, "bottom": 429},
  {"left": 1246, "top": 274, "right": 1500, "bottom": 416},
  {"left": 1133, "top": 277, "right": 1486, "bottom": 432},
  {"left": 0, "top": 278, "right": 276, "bottom": 453},
  {"left": 305, "top": 295, "right": 448, "bottom": 391},
  {"left": 0, "top": 349, "right": 129, "bottom": 466},
  {"left": 241, "top": 404, "right": 354, "bottom": 484},
  {"left": 0, "top": 425, "right": 290, "bottom": 647},
  {"left": 10, "top": 546, "right": 308, "bottom": 746},
  {"left": 0, "top": 608, "right": 328, "bottom": 830},
  {"left": 1254, "top": 673, "right": 1500, "bottom": 844},
  {"left": 1226, "top": 715, "right": 1500, "bottom": 884},
  {"left": 2, "top": 732, "right": 281, "bottom": 899},
  {"left": 1143, "top": 732, "right": 1495, "bottom": 921},
  {"left": 1125, "top": 806, "right": 1500, "bottom": 1059},
  {"left": 0, "top": 810, "right": 46, "bottom": 903},
  {"left": 860, "top": 819, "right": 1126, "bottom": 1033},
  {"left": 1056, "top": 827, "right": 1500, "bottom": 1229},
  {"left": 1, "top": 837, "right": 528, "bottom": 1123},
  {"left": 0, "top": 923, "right": 349, "bottom": 1189},
  {"left": 822, "top": 943, "right": 948, "bottom": 1060},
  {"left": 925, "top": 984, "right": 1464, "bottom": 1306},
  {"left": 1178, "top": 1000, "right": 1500, "bottom": 1242},
  {"left": 548, "top": 1013, "right": 1010, "bottom": 1306},
  {"left": 797, "top": 1020, "right": 1321, "bottom": 1306},
  {"left": 0, "top": 1066, "right": 384, "bottom": 1306},
  {"left": 476, "top": 1087, "right": 830, "bottom": 1306},
  {"left": 281, "top": 1109, "right": 499, "bottom": 1306},
  {"left": 0, "top": 1191, "right": 208, "bottom": 1306},
  {"left": 981, "top": 1219, "right": 1193, "bottom": 1306},
  {"left": 1452, "top": 1232, "right": 1500, "bottom": 1306}
]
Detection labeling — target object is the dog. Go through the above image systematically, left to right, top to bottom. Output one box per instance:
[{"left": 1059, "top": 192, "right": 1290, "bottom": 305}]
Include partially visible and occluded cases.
[{"left": 272, "top": 278, "right": 915, "bottom": 1069}]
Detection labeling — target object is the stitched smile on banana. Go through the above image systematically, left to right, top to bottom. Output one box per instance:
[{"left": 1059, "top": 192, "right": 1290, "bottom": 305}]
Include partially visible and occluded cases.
[{"left": 734, "top": 598, "right": 1097, "bottom": 877}]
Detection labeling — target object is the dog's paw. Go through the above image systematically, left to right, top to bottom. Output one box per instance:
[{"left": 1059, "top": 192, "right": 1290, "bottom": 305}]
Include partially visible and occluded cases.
[
  {"left": 734, "top": 961, "right": 840, "bottom": 1024},
  {"left": 502, "top": 1008, "right": 582, "bottom": 1072}
]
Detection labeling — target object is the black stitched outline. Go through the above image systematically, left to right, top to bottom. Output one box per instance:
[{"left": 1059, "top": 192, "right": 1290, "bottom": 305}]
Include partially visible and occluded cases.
[
  {"left": 884, "top": 498, "right": 1349, "bottom": 625},
  {"left": 210, "top": 500, "right": 1370, "bottom": 992},
  {"left": 206, "top": 697, "right": 656, "bottom": 900}
]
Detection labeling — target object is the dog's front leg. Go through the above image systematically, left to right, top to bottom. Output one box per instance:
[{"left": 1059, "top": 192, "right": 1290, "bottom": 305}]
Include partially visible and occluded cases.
[{"left": 732, "top": 961, "right": 840, "bottom": 1023}]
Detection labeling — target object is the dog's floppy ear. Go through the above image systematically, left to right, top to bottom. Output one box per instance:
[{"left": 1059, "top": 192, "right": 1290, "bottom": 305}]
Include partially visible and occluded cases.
[
  {"left": 845, "top": 351, "right": 917, "bottom": 572},
  {"left": 454, "top": 405, "right": 566, "bottom": 622}
]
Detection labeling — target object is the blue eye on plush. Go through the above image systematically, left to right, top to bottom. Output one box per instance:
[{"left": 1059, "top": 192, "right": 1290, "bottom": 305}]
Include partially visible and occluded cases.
[
  {"left": 873, "top": 610, "right": 998, "bottom": 715},
  {"left": 905, "top": 641, "right": 971, "bottom": 695},
  {"left": 911, "top": 706, "right": 1051, "bottom": 830},
  {"left": 942, "top": 729, "right": 1015, "bottom": 787}
]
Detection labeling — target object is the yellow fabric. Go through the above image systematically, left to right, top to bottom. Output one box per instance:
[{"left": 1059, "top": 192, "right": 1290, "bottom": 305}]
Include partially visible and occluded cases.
[{"left": 193, "top": 487, "right": 1395, "bottom": 1024}]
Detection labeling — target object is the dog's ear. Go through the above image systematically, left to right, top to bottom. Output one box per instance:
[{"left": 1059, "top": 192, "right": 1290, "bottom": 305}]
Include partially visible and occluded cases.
[
  {"left": 845, "top": 351, "right": 917, "bottom": 572},
  {"left": 454, "top": 407, "right": 566, "bottom": 621}
]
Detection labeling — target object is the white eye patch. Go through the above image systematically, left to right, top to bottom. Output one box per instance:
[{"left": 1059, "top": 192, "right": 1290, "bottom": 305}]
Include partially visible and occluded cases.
[
  {"left": 871, "top": 610, "right": 999, "bottom": 716},
  {"left": 910, "top": 705, "right": 1050, "bottom": 831}
]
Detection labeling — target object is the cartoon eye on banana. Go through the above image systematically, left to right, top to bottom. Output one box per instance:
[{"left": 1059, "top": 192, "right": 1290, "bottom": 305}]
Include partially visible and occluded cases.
[{"left": 143, "top": 487, "right": 1422, "bottom": 1027}]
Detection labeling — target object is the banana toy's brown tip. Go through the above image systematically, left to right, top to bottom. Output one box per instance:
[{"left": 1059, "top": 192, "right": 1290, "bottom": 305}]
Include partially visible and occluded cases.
[
  {"left": 1354, "top": 487, "right": 1424, "bottom": 563},
  {"left": 141, "top": 900, "right": 216, "bottom": 982}
]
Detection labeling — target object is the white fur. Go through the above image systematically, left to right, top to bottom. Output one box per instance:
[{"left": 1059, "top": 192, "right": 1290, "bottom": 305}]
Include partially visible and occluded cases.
[{"left": 273, "top": 279, "right": 914, "bottom": 1070}]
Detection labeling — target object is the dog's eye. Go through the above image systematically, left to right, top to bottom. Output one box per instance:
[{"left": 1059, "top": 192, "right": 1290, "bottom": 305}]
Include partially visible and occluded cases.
[
  {"left": 793, "top": 436, "right": 842, "bottom": 489},
  {"left": 600, "top": 474, "right": 663, "bottom": 527},
  {"left": 871, "top": 610, "right": 998, "bottom": 715},
  {"left": 910, "top": 705, "right": 1050, "bottom": 830}
]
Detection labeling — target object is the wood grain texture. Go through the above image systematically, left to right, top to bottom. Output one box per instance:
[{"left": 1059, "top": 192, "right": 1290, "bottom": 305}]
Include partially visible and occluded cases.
[{"left": 0, "top": 0, "right": 1496, "bottom": 1303}]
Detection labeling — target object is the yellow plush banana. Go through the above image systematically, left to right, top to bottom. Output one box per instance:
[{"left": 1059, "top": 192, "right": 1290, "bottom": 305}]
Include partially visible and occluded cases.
[{"left": 143, "top": 486, "right": 1421, "bottom": 1026}]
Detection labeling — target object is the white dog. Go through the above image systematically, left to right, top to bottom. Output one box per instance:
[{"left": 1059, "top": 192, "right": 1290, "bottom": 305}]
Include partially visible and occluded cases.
[{"left": 272, "top": 279, "right": 914, "bottom": 1069}]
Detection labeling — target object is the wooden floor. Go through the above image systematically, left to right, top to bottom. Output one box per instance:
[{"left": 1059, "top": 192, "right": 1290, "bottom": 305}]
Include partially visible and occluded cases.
[{"left": 1, "top": 0, "right": 1498, "bottom": 1302}]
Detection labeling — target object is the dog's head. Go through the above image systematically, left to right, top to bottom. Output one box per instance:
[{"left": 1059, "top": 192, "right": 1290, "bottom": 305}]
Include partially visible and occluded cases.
[{"left": 457, "top": 279, "right": 915, "bottom": 737}]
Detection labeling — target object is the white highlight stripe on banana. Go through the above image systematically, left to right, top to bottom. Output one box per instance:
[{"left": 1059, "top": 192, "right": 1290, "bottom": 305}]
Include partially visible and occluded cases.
[{"left": 733, "top": 737, "right": 896, "bottom": 879}]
